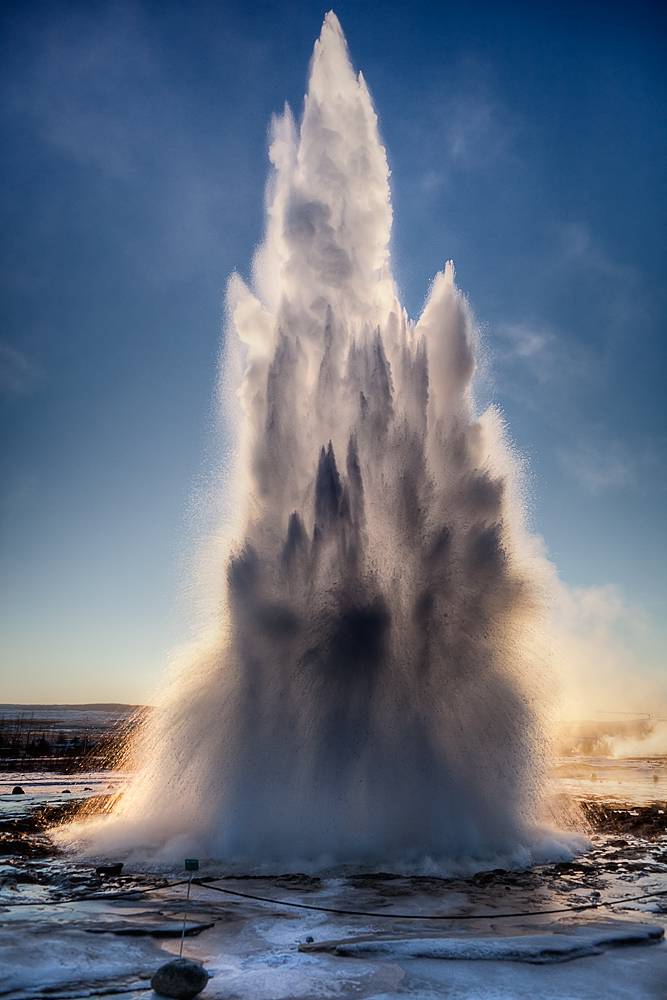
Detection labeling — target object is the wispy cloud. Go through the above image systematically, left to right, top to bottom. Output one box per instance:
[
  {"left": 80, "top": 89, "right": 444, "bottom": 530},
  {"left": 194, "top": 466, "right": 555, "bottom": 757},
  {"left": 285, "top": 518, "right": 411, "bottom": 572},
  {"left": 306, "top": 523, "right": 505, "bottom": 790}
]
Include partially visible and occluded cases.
[
  {"left": 2, "top": 6, "right": 236, "bottom": 285},
  {"left": 4, "top": 7, "right": 158, "bottom": 180},
  {"left": 411, "top": 60, "right": 518, "bottom": 194},
  {"left": 418, "top": 95, "right": 514, "bottom": 192},
  {"left": 445, "top": 95, "right": 513, "bottom": 166},
  {"left": 420, "top": 169, "right": 446, "bottom": 194},
  {"left": 492, "top": 220, "right": 647, "bottom": 388},
  {"left": 553, "top": 220, "right": 648, "bottom": 332},
  {"left": 557, "top": 221, "right": 633, "bottom": 281},
  {"left": 487, "top": 319, "right": 598, "bottom": 405},
  {"left": 493, "top": 321, "right": 560, "bottom": 384},
  {"left": 0, "top": 341, "right": 40, "bottom": 397},
  {"left": 557, "top": 434, "right": 665, "bottom": 495},
  {"left": 558, "top": 442, "right": 634, "bottom": 494}
]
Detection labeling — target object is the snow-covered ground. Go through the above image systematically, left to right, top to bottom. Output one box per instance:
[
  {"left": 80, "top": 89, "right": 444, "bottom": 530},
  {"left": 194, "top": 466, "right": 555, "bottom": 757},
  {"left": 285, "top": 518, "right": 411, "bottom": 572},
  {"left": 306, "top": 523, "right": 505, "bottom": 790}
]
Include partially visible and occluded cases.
[
  {"left": 553, "top": 755, "right": 667, "bottom": 805},
  {"left": 1, "top": 760, "right": 666, "bottom": 999},
  {"left": 0, "top": 771, "right": 125, "bottom": 821},
  {"left": 2, "top": 876, "right": 666, "bottom": 999}
]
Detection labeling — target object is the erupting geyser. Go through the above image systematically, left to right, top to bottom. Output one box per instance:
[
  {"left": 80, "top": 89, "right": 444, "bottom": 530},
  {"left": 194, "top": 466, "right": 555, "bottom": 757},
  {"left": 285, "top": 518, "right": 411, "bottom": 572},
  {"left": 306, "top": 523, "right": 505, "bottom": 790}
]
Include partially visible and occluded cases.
[{"left": 83, "top": 13, "right": 572, "bottom": 870}]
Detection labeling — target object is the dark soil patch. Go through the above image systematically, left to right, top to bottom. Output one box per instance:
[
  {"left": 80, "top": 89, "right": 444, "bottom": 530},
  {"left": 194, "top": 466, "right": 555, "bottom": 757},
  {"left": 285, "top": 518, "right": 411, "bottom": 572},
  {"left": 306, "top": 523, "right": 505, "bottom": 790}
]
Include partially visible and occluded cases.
[
  {"left": 0, "top": 794, "right": 115, "bottom": 858},
  {"left": 581, "top": 801, "right": 667, "bottom": 839}
]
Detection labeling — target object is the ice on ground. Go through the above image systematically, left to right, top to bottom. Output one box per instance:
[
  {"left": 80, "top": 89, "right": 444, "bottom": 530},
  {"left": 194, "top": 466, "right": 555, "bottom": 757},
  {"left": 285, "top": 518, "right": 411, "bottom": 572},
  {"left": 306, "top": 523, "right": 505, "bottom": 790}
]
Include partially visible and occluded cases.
[
  {"left": 2, "top": 777, "right": 666, "bottom": 999},
  {"left": 2, "top": 887, "right": 667, "bottom": 1000},
  {"left": 302, "top": 921, "right": 664, "bottom": 963},
  {"left": 0, "top": 926, "right": 167, "bottom": 999}
]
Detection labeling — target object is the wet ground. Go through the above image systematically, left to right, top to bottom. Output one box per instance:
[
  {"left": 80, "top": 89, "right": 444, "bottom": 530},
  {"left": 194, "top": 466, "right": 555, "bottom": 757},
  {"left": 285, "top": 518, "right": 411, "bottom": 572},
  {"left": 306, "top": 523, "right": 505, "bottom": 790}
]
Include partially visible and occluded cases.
[{"left": 1, "top": 763, "right": 666, "bottom": 999}]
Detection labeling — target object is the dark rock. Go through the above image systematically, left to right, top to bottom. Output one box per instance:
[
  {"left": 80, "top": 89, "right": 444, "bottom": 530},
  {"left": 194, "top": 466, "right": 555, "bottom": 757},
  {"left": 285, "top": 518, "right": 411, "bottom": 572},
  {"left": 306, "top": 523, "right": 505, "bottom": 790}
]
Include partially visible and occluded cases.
[
  {"left": 11, "top": 786, "right": 24, "bottom": 795},
  {"left": 61, "top": 789, "right": 71, "bottom": 794},
  {"left": 0, "top": 832, "right": 53, "bottom": 858},
  {"left": 95, "top": 862, "right": 124, "bottom": 877},
  {"left": 150, "top": 958, "right": 208, "bottom": 999}
]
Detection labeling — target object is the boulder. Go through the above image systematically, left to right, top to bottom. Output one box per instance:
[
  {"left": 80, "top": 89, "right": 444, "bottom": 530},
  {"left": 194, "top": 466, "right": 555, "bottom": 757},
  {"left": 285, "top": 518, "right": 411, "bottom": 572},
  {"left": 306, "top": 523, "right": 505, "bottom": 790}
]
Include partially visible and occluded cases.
[
  {"left": 11, "top": 786, "right": 25, "bottom": 795},
  {"left": 95, "top": 862, "right": 124, "bottom": 877},
  {"left": 150, "top": 958, "right": 208, "bottom": 999}
]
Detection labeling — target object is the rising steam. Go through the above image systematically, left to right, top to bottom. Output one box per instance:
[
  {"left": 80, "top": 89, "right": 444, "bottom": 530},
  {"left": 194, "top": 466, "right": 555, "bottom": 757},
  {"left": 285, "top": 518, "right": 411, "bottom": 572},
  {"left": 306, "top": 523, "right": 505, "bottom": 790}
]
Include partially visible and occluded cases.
[{"left": 78, "top": 13, "right": 576, "bottom": 870}]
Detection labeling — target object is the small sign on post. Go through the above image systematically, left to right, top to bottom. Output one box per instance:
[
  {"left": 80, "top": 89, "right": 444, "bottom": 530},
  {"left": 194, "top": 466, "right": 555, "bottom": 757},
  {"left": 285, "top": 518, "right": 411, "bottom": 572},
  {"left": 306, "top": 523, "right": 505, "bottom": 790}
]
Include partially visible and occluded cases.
[{"left": 179, "top": 858, "right": 200, "bottom": 957}]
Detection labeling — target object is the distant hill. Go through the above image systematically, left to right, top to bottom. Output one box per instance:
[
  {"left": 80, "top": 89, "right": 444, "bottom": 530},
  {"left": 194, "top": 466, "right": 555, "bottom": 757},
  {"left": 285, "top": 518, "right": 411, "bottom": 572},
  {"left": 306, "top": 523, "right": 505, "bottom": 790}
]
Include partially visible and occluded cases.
[{"left": 0, "top": 703, "right": 144, "bottom": 712}]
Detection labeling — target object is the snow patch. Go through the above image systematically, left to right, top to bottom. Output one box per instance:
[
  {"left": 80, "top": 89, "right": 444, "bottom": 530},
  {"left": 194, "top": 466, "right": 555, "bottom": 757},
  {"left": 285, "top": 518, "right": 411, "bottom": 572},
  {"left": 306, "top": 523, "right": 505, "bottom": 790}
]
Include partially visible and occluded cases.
[
  {"left": 301, "top": 922, "right": 664, "bottom": 964},
  {"left": 1, "top": 927, "right": 167, "bottom": 998}
]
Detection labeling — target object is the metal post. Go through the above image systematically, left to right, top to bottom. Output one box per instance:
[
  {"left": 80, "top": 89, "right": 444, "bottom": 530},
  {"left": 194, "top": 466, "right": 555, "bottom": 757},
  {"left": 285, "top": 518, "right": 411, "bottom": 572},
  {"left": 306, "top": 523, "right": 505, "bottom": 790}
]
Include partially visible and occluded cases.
[
  {"left": 179, "top": 859, "right": 199, "bottom": 959},
  {"left": 179, "top": 873, "right": 193, "bottom": 958}
]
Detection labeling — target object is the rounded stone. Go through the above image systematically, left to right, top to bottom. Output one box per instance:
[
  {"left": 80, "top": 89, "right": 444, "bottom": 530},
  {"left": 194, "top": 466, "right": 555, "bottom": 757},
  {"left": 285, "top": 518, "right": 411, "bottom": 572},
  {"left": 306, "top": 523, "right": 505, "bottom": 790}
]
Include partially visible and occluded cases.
[
  {"left": 11, "top": 786, "right": 25, "bottom": 795},
  {"left": 150, "top": 958, "right": 208, "bottom": 999}
]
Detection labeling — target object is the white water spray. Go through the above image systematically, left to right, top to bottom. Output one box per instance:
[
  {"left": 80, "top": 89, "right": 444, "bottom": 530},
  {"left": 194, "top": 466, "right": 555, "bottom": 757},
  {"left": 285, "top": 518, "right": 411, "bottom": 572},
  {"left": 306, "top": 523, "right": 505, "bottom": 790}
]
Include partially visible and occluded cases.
[{"left": 82, "top": 13, "right": 574, "bottom": 871}]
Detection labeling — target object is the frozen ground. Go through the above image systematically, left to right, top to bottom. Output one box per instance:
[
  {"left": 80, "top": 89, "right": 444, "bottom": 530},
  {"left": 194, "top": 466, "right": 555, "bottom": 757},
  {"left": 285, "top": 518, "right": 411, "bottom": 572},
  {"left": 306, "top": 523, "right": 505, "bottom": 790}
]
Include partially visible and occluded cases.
[
  {"left": 553, "top": 755, "right": 667, "bottom": 805},
  {"left": 1, "top": 761, "right": 666, "bottom": 999},
  {"left": 0, "top": 772, "right": 124, "bottom": 822},
  {"left": 2, "top": 871, "right": 666, "bottom": 999}
]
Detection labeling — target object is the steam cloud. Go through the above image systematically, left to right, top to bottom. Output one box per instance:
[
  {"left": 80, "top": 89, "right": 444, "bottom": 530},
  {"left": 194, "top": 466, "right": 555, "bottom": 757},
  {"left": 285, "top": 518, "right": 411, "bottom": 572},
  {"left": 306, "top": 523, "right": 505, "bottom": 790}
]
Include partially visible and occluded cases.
[{"left": 82, "top": 13, "right": 578, "bottom": 870}]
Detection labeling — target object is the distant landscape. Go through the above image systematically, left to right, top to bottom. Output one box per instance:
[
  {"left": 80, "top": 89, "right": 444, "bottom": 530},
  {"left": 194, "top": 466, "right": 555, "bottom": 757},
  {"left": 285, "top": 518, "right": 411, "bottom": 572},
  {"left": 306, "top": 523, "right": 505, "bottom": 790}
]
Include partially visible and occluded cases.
[
  {"left": 0, "top": 704, "right": 146, "bottom": 772},
  {"left": 1, "top": 704, "right": 663, "bottom": 775}
]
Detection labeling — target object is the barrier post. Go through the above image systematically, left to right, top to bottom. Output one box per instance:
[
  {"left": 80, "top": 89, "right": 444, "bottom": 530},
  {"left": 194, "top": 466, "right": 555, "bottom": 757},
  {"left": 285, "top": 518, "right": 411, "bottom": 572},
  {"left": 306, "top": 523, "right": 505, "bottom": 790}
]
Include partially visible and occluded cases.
[{"left": 179, "top": 858, "right": 200, "bottom": 957}]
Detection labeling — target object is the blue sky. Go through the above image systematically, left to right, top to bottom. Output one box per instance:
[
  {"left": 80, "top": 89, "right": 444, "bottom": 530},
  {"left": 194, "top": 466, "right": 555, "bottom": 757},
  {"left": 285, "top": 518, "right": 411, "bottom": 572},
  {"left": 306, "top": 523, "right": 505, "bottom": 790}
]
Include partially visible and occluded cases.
[{"left": 1, "top": 0, "right": 665, "bottom": 704}]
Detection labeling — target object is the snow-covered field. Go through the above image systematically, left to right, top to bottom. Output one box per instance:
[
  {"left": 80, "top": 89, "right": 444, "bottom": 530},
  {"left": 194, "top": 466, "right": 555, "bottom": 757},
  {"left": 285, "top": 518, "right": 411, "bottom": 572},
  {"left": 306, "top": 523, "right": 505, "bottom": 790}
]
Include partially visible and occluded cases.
[
  {"left": 553, "top": 754, "right": 667, "bottom": 805},
  {"left": 1, "top": 760, "right": 666, "bottom": 999},
  {"left": 2, "top": 872, "right": 666, "bottom": 999}
]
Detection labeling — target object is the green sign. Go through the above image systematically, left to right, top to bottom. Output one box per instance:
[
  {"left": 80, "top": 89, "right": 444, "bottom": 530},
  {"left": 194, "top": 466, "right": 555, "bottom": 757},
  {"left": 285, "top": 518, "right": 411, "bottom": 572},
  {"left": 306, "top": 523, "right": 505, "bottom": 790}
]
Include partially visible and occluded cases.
[{"left": 184, "top": 858, "right": 199, "bottom": 872}]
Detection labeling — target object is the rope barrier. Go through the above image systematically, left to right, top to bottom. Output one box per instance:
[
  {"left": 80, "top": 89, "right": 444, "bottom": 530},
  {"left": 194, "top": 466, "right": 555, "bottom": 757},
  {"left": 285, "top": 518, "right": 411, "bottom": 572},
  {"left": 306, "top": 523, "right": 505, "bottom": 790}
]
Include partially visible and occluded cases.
[
  {"left": 3, "top": 874, "right": 665, "bottom": 921},
  {"left": 193, "top": 879, "right": 667, "bottom": 921}
]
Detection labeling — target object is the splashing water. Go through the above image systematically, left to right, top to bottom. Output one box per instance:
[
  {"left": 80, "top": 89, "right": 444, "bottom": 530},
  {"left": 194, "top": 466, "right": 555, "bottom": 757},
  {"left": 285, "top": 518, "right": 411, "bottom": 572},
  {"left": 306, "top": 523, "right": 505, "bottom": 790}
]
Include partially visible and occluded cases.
[{"left": 80, "top": 13, "right": 576, "bottom": 871}]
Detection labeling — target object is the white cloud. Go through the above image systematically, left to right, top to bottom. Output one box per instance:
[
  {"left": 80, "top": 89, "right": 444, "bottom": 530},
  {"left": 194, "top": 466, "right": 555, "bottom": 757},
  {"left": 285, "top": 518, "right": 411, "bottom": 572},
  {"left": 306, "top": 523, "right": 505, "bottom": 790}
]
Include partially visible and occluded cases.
[
  {"left": 2, "top": 6, "right": 233, "bottom": 285},
  {"left": 4, "top": 8, "right": 158, "bottom": 179},
  {"left": 405, "top": 64, "right": 517, "bottom": 196},
  {"left": 445, "top": 95, "right": 513, "bottom": 166},
  {"left": 420, "top": 169, "right": 446, "bottom": 194},
  {"left": 554, "top": 220, "right": 647, "bottom": 331},
  {"left": 557, "top": 221, "right": 633, "bottom": 281},
  {"left": 486, "top": 320, "right": 598, "bottom": 406},
  {"left": 494, "top": 321, "right": 559, "bottom": 383},
  {"left": 499, "top": 324, "right": 552, "bottom": 360},
  {"left": 0, "top": 341, "right": 40, "bottom": 397},
  {"left": 557, "top": 435, "right": 665, "bottom": 495},
  {"left": 558, "top": 441, "right": 635, "bottom": 493}
]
